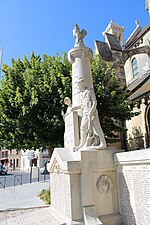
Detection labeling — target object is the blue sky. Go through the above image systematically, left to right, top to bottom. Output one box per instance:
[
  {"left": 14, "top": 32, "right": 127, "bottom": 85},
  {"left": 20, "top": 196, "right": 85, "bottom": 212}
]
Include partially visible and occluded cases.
[{"left": 0, "top": 0, "right": 149, "bottom": 67}]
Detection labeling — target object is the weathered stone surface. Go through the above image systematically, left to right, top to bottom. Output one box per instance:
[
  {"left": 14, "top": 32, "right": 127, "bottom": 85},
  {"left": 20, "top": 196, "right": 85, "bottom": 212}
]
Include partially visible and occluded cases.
[
  {"left": 105, "top": 33, "right": 122, "bottom": 51},
  {"left": 94, "top": 40, "right": 112, "bottom": 61},
  {"left": 64, "top": 111, "right": 79, "bottom": 151},
  {"left": 49, "top": 148, "right": 121, "bottom": 225},
  {"left": 114, "top": 149, "right": 150, "bottom": 225}
]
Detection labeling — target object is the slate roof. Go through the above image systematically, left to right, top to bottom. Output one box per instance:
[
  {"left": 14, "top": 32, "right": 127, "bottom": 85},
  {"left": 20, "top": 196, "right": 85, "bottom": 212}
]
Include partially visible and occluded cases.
[
  {"left": 105, "top": 33, "right": 122, "bottom": 51},
  {"left": 95, "top": 40, "right": 112, "bottom": 61}
]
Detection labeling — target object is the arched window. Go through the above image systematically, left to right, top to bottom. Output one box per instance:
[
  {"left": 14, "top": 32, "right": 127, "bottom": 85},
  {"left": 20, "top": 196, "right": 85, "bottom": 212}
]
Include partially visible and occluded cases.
[
  {"left": 118, "top": 33, "right": 121, "bottom": 41},
  {"left": 132, "top": 58, "right": 139, "bottom": 78}
]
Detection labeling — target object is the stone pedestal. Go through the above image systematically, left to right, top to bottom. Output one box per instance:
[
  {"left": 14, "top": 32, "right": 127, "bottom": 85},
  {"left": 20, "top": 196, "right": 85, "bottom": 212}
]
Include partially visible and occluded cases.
[
  {"left": 48, "top": 24, "right": 121, "bottom": 225},
  {"left": 49, "top": 148, "right": 121, "bottom": 225}
]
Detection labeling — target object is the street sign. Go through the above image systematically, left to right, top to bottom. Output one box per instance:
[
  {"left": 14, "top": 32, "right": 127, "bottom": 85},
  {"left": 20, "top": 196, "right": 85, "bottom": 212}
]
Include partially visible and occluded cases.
[{"left": 28, "top": 151, "right": 35, "bottom": 160}]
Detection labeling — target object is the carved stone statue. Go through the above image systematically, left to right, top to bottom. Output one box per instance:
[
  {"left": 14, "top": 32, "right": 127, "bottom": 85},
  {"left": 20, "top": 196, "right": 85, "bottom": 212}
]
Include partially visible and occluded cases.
[
  {"left": 73, "top": 23, "right": 87, "bottom": 46},
  {"left": 66, "top": 24, "right": 107, "bottom": 151},
  {"left": 72, "top": 78, "right": 106, "bottom": 150},
  {"left": 61, "top": 97, "right": 72, "bottom": 121},
  {"left": 63, "top": 97, "right": 72, "bottom": 116}
]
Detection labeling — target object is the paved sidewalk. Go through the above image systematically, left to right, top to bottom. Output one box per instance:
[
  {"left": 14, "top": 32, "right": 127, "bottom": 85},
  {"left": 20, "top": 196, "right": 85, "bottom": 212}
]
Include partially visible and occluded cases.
[
  {"left": 0, "top": 181, "right": 50, "bottom": 210},
  {"left": 0, "top": 181, "right": 63, "bottom": 225},
  {"left": 0, "top": 206, "right": 71, "bottom": 225},
  {"left": 0, "top": 207, "right": 58, "bottom": 225}
]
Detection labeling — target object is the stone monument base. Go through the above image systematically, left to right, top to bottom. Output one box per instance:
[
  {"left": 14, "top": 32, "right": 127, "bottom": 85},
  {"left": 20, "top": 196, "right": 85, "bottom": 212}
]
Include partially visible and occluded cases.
[{"left": 49, "top": 147, "right": 122, "bottom": 225}]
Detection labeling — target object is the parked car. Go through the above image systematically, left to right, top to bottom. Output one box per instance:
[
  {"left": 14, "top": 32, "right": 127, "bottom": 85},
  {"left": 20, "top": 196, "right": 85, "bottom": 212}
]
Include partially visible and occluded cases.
[
  {"left": 0, "top": 165, "right": 8, "bottom": 175},
  {"left": 40, "top": 167, "right": 50, "bottom": 175}
]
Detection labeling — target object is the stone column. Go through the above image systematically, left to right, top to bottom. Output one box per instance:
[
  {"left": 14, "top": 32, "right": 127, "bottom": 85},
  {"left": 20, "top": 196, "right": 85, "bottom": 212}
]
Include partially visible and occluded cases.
[
  {"left": 67, "top": 24, "right": 106, "bottom": 150},
  {"left": 68, "top": 45, "right": 93, "bottom": 108}
]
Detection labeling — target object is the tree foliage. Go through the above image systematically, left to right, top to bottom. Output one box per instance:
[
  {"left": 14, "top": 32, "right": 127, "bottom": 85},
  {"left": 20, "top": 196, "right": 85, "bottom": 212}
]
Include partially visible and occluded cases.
[
  {"left": 0, "top": 52, "right": 72, "bottom": 153},
  {"left": 0, "top": 53, "right": 137, "bottom": 151}
]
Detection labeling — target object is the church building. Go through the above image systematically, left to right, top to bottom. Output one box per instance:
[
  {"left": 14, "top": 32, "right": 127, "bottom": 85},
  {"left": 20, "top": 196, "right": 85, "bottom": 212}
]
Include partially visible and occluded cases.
[{"left": 94, "top": 20, "right": 150, "bottom": 150}]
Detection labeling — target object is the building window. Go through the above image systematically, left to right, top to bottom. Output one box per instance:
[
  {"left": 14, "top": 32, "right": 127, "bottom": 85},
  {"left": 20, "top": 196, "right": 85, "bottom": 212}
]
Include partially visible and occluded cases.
[
  {"left": 118, "top": 33, "right": 121, "bottom": 41},
  {"left": 132, "top": 58, "right": 139, "bottom": 78},
  {"left": 5, "top": 151, "right": 8, "bottom": 157},
  {"left": 2, "top": 152, "right": 4, "bottom": 158},
  {"left": 23, "top": 158, "right": 25, "bottom": 167},
  {"left": 10, "top": 159, "right": 12, "bottom": 167},
  {"left": 16, "top": 159, "right": 19, "bottom": 167}
]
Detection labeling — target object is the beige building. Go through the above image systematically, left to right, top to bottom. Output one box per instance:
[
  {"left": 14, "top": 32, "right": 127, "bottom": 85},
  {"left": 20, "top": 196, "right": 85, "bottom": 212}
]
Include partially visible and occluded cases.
[
  {"left": 94, "top": 20, "right": 150, "bottom": 150},
  {"left": 0, "top": 148, "right": 50, "bottom": 171},
  {"left": 20, "top": 148, "right": 50, "bottom": 172},
  {"left": 0, "top": 149, "right": 21, "bottom": 170}
]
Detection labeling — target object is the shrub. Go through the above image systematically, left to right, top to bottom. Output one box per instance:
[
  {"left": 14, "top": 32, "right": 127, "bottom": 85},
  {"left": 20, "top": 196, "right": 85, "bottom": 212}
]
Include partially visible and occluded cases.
[{"left": 38, "top": 188, "right": 50, "bottom": 204}]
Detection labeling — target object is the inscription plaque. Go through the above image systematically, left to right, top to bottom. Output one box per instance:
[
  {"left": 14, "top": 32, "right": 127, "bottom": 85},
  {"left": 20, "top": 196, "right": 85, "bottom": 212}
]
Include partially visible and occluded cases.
[
  {"left": 64, "top": 111, "right": 79, "bottom": 149},
  {"left": 117, "top": 165, "right": 150, "bottom": 225},
  {"left": 51, "top": 172, "right": 71, "bottom": 218}
]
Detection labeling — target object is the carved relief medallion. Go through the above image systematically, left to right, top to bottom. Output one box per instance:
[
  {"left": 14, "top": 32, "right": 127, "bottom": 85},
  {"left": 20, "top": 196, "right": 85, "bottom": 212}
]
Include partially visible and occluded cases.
[{"left": 96, "top": 175, "right": 113, "bottom": 194}]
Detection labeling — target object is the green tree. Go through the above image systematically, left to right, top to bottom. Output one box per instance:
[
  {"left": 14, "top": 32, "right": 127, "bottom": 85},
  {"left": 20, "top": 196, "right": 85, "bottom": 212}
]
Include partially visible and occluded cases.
[
  {"left": 0, "top": 52, "right": 72, "bottom": 156},
  {"left": 0, "top": 53, "right": 137, "bottom": 154},
  {"left": 91, "top": 55, "right": 138, "bottom": 143}
]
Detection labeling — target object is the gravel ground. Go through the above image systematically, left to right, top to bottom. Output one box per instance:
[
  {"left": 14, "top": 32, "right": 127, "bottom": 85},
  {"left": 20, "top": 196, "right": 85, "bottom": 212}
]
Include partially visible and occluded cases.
[{"left": 0, "top": 208, "right": 42, "bottom": 222}]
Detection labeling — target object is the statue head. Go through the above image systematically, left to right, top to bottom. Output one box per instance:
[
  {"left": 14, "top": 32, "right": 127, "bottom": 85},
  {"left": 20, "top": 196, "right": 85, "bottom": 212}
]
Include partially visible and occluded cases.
[{"left": 64, "top": 97, "right": 72, "bottom": 107}]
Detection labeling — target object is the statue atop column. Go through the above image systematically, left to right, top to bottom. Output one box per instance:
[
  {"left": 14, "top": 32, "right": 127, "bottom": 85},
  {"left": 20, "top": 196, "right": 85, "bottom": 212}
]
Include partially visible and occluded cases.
[
  {"left": 73, "top": 23, "right": 87, "bottom": 47},
  {"left": 65, "top": 24, "right": 107, "bottom": 151}
]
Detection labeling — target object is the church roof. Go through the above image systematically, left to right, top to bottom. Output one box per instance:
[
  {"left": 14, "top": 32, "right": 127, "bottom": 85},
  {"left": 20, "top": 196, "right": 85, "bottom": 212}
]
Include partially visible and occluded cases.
[
  {"left": 125, "top": 23, "right": 150, "bottom": 50},
  {"left": 94, "top": 32, "right": 122, "bottom": 60},
  {"left": 105, "top": 33, "right": 122, "bottom": 51},
  {"left": 95, "top": 40, "right": 112, "bottom": 60},
  {"left": 128, "top": 70, "right": 150, "bottom": 101}
]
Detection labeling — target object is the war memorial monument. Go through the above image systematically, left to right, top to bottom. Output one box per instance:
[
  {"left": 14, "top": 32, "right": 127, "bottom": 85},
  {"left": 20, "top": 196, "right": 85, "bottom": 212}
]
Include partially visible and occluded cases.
[{"left": 49, "top": 24, "right": 150, "bottom": 225}]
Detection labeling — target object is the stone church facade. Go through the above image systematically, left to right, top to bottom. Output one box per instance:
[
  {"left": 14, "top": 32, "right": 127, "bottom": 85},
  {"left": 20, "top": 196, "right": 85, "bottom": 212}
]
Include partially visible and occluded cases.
[{"left": 94, "top": 20, "right": 150, "bottom": 151}]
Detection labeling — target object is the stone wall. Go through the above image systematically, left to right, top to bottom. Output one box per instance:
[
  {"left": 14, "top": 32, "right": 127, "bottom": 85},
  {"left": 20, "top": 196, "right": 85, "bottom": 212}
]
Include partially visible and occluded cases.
[{"left": 126, "top": 99, "right": 150, "bottom": 150}]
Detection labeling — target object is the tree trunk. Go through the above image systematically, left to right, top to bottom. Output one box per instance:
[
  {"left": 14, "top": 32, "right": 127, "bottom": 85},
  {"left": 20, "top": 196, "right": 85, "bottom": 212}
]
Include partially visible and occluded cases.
[{"left": 46, "top": 146, "right": 53, "bottom": 158}]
